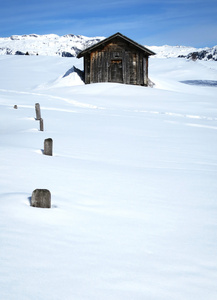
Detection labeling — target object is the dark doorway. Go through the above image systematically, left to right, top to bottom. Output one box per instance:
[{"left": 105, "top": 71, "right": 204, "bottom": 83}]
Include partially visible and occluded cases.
[{"left": 110, "top": 60, "right": 123, "bottom": 83}]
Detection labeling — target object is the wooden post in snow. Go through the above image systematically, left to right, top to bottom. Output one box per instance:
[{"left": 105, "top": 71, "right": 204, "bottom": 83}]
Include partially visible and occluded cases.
[
  {"left": 35, "top": 103, "right": 41, "bottom": 120},
  {"left": 39, "top": 118, "right": 44, "bottom": 131},
  {"left": 44, "top": 138, "right": 53, "bottom": 156},
  {"left": 31, "top": 189, "right": 51, "bottom": 208}
]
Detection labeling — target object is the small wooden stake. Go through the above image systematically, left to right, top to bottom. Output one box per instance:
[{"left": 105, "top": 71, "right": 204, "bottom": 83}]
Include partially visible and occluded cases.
[
  {"left": 35, "top": 103, "right": 41, "bottom": 120},
  {"left": 14, "top": 105, "right": 18, "bottom": 109},
  {"left": 39, "top": 118, "right": 44, "bottom": 131},
  {"left": 44, "top": 138, "right": 53, "bottom": 156}
]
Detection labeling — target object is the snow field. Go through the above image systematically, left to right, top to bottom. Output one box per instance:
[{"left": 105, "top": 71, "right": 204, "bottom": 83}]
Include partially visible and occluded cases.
[{"left": 0, "top": 55, "right": 217, "bottom": 299}]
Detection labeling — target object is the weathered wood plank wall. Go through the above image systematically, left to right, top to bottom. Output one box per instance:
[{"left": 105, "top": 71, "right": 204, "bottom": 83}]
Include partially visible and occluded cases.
[{"left": 83, "top": 37, "right": 149, "bottom": 86}]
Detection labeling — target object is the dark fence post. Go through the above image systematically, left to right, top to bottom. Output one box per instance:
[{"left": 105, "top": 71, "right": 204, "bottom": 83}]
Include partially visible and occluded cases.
[
  {"left": 35, "top": 103, "right": 41, "bottom": 120},
  {"left": 14, "top": 105, "right": 18, "bottom": 109},
  {"left": 39, "top": 118, "right": 44, "bottom": 131},
  {"left": 44, "top": 138, "right": 53, "bottom": 156},
  {"left": 31, "top": 189, "right": 51, "bottom": 208}
]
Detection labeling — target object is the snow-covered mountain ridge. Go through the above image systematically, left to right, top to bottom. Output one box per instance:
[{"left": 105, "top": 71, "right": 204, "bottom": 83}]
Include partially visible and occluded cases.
[
  {"left": 0, "top": 33, "right": 216, "bottom": 60},
  {"left": 0, "top": 33, "right": 104, "bottom": 57},
  {"left": 147, "top": 45, "right": 217, "bottom": 61}
]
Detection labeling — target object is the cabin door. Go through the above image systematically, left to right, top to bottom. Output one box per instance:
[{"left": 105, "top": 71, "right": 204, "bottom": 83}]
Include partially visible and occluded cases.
[{"left": 110, "top": 59, "right": 123, "bottom": 83}]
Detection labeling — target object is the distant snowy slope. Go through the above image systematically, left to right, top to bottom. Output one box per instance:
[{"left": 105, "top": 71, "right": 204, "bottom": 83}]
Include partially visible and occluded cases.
[
  {"left": 0, "top": 34, "right": 104, "bottom": 57},
  {"left": 147, "top": 45, "right": 200, "bottom": 58},
  {"left": 147, "top": 45, "right": 217, "bottom": 61}
]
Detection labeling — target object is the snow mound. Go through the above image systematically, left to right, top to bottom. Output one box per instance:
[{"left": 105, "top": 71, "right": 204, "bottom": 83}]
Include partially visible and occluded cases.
[{"left": 37, "top": 66, "right": 84, "bottom": 89}]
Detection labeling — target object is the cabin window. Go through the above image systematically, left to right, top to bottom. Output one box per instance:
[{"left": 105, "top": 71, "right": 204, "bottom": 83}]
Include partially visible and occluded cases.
[{"left": 112, "top": 52, "right": 122, "bottom": 59}]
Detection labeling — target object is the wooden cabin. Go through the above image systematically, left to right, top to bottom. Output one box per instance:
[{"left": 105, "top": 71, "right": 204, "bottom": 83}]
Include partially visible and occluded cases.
[{"left": 77, "top": 32, "right": 155, "bottom": 86}]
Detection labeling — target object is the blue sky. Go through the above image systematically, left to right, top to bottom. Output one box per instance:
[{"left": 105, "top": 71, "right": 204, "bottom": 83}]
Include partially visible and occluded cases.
[{"left": 0, "top": 0, "right": 217, "bottom": 47}]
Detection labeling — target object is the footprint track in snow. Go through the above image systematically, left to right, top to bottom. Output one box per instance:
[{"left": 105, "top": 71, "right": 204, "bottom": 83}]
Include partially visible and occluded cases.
[{"left": 0, "top": 88, "right": 104, "bottom": 110}]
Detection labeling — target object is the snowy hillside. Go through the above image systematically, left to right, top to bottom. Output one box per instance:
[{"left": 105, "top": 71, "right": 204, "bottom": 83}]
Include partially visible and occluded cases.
[
  {"left": 1, "top": 33, "right": 217, "bottom": 60},
  {"left": 1, "top": 54, "right": 217, "bottom": 300}
]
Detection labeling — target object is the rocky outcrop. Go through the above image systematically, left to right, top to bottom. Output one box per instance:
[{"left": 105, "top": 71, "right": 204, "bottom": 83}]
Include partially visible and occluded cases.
[{"left": 179, "top": 46, "right": 217, "bottom": 61}]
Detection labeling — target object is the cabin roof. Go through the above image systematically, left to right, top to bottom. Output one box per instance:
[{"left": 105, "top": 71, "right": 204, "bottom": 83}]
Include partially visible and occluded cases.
[{"left": 77, "top": 32, "right": 155, "bottom": 58}]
